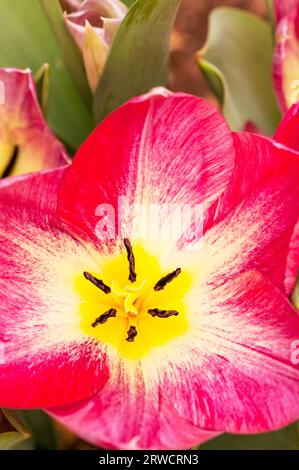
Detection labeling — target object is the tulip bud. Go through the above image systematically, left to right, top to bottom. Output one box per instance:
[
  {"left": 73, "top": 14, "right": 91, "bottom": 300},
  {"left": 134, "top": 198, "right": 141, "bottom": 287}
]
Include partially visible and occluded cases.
[{"left": 62, "top": 0, "right": 128, "bottom": 93}]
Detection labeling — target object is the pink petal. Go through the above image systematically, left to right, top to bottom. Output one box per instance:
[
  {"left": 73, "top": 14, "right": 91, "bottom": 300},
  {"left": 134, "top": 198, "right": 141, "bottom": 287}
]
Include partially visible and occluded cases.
[
  {"left": 64, "top": 0, "right": 127, "bottom": 46},
  {"left": 80, "top": 0, "right": 127, "bottom": 21},
  {"left": 274, "top": 0, "right": 299, "bottom": 24},
  {"left": 64, "top": 16, "right": 87, "bottom": 51},
  {"left": 103, "top": 17, "right": 123, "bottom": 45},
  {"left": 0, "top": 69, "right": 69, "bottom": 176},
  {"left": 58, "top": 89, "right": 235, "bottom": 250},
  {"left": 274, "top": 102, "right": 299, "bottom": 151},
  {"left": 281, "top": 104, "right": 299, "bottom": 290},
  {"left": 242, "top": 121, "right": 260, "bottom": 134},
  {"left": 206, "top": 131, "right": 299, "bottom": 294},
  {"left": 216, "top": 132, "right": 290, "bottom": 216},
  {"left": 0, "top": 169, "right": 108, "bottom": 408},
  {"left": 49, "top": 270, "right": 299, "bottom": 444},
  {"left": 160, "top": 270, "right": 299, "bottom": 434},
  {"left": 49, "top": 364, "right": 218, "bottom": 450}
]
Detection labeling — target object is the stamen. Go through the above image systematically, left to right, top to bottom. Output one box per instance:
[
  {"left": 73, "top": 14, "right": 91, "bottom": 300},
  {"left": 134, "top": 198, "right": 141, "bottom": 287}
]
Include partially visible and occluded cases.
[
  {"left": 1, "top": 146, "right": 19, "bottom": 178},
  {"left": 124, "top": 238, "right": 137, "bottom": 283},
  {"left": 153, "top": 268, "right": 181, "bottom": 291},
  {"left": 84, "top": 272, "right": 111, "bottom": 294},
  {"left": 91, "top": 308, "right": 117, "bottom": 327},
  {"left": 148, "top": 308, "right": 179, "bottom": 318},
  {"left": 126, "top": 325, "right": 137, "bottom": 342}
]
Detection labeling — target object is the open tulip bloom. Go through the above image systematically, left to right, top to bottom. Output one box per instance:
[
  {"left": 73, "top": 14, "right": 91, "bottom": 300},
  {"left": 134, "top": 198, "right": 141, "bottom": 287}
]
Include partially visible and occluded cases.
[{"left": 1, "top": 88, "right": 299, "bottom": 450}]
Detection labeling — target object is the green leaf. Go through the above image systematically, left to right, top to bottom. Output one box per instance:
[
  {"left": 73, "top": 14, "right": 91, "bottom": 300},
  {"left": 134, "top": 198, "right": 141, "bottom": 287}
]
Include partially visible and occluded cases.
[
  {"left": 0, "top": 0, "right": 93, "bottom": 149},
  {"left": 40, "top": 0, "right": 92, "bottom": 108},
  {"left": 93, "top": 0, "right": 181, "bottom": 123},
  {"left": 121, "top": 0, "right": 136, "bottom": 6},
  {"left": 265, "top": 0, "right": 276, "bottom": 38},
  {"left": 196, "top": 7, "right": 281, "bottom": 135},
  {"left": 34, "top": 63, "right": 51, "bottom": 116},
  {"left": 0, "top": 410, "right": 30, "bottom": 450},
  {"left": 15, "top": 410, "right": 57, "bottom": 450},
  {"left": 200, "top": 423, "right": 299, "bottom": 450},
  {"left": 0, "top": 432, "right": 28, "bottom": 450}
]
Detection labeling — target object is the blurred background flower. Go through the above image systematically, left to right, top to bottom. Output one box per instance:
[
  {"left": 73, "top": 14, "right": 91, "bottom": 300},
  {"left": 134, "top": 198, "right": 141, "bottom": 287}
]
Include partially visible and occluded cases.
[
  {"left": 171, "top": 0, "right": 266, "bottom": 98},
  {"left": 273, "top": 0, "right": 299, "bottom": 112},
  {"left": 0, "top": 68, "right": 68, "bottom": 177}
]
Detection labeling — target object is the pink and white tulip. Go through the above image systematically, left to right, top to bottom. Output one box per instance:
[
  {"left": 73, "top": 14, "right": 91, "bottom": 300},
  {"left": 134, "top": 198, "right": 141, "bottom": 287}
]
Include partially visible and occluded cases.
[{"left": 0, "top": 89, "right": 299, "bottom": 449}]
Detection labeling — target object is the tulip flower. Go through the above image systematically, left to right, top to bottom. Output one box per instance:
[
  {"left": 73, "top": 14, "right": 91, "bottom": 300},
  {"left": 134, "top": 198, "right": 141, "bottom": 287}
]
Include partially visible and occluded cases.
[
  {"left": 63, "top": 0, "right": 128, "bottom": 93},
  {"left": 273, "top": 0, "right": 299, "bottom": 111},
  {"left": 0, "top": 68, "right": 68, "bottom": 178},
  {"left": 1, "top": 88, "right": 299, "bottom": 450}
]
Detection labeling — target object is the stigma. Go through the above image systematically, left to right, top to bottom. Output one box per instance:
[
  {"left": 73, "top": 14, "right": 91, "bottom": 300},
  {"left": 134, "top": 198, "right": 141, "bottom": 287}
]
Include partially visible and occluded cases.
[{"left": 84, "top": 239, "right": 182, "bottom": 342}]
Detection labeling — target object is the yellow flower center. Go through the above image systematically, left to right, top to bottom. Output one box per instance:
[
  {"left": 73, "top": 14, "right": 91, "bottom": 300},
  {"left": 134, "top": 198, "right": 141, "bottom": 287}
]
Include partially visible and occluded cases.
[
  {"left": 77, "top": 240, "right": 192, "bottom": 359},
  {"left": 111, "top": 279, "right": 146, "bottom": 317}
]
